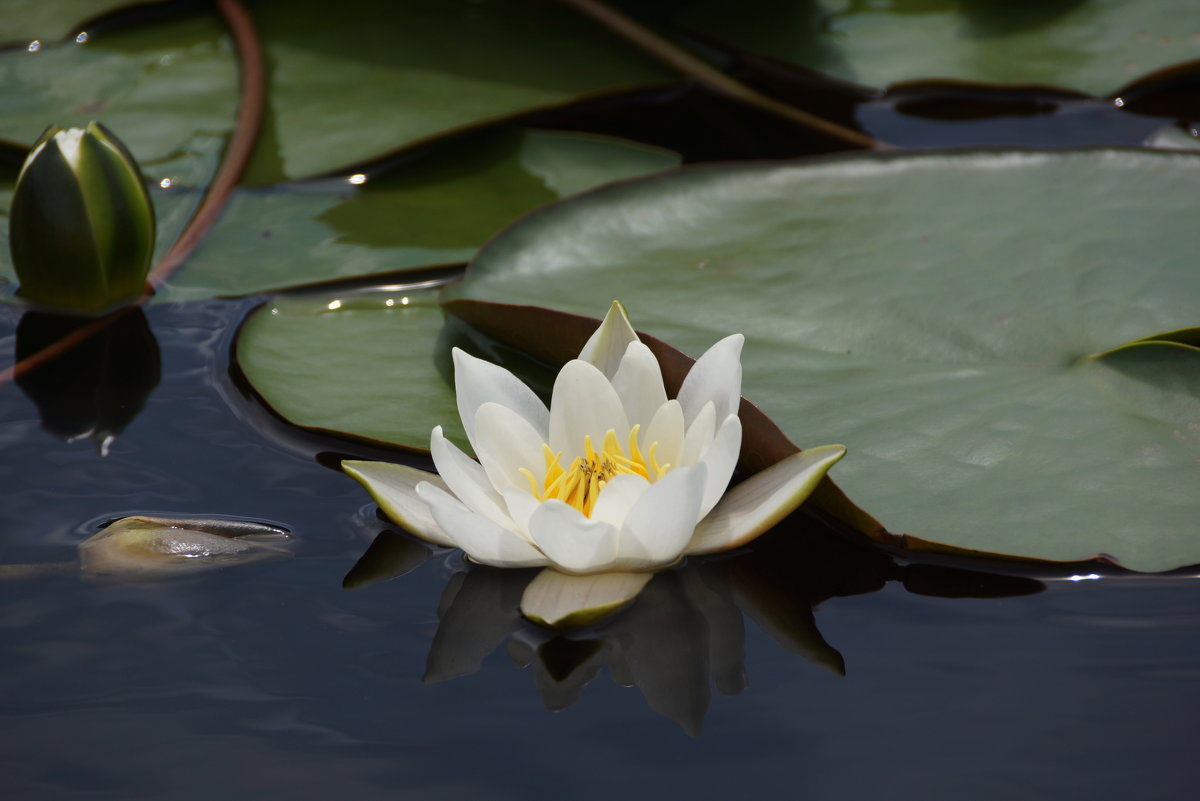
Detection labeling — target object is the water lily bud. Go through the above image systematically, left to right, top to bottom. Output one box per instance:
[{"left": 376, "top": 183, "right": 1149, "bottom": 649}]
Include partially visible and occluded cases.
[{"left": 9, "top": 122, "right": 155, "bottom": 314}]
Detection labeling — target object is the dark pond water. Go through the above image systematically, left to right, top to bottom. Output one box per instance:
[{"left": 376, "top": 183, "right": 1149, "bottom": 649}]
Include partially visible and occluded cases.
[{"left": 2, "top": 296, "right": 1198, "bottom": 800}]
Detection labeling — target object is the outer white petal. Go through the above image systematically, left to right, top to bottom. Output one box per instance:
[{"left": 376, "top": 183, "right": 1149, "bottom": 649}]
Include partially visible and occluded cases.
[
  {"left": 577, "top": 300, "right": 639, "bottom": 379},
  {"left": 676, "top": 334, "right": 744, "bottom": 427},
  {"left": 610, "top": 341, "right": 668, "bottom": 429},
  {"left": 452, "top": 348, "right": 549, "bottom": 448},
  {"left": 548, "top": 360, "right": 630, "bottom": 462},
  {"left": 642, "top": 399, "right": 685, "bottom": 471},
  {"left": 680, "top": 401, "right": 716, "bottom": 467},
  {"left": 473, "top": 402, "right": 549, "bottom": 495},
  {"left": 696, "top": 414, "right": 741, "bottom": 519},
  {"left": 430, "top": 426, "right": 517, "bottom": 532},
  {"left": 686, "top": 445, "right": 846, "bottom": 555},
  {"left": 342, "top": 460, "right": 456, "bottom": 547},
  {"left": 614, "top": 463, "right": 707, "bottom": 569},
  {"left": 589, "top": 473, "right": 652, "bottom": 529},
  {"left": 416, "top": 482, "right": 549, "bottom": 567},
  {"left": 501, "top": 486, "right": 540, "bottom": 539},
  {"left": 526, "top": 500, "right": 620, "bottom": 574},
  {"left": 520, "top": 568, "right": 653, "bottom": 629}
]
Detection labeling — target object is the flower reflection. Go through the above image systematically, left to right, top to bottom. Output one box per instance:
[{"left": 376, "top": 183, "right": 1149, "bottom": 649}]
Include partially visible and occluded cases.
[{"left": 346, "top": 510, "right": 1043, "bottom": 734}]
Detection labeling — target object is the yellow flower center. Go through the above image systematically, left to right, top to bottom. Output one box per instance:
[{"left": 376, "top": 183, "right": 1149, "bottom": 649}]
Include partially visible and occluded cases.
[{"left": 519, "top": 424, "right": 671, "bottom": 517}]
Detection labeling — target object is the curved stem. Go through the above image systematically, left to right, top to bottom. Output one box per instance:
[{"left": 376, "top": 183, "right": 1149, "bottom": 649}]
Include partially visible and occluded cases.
[
  {"left": 0, "top": 0, "right": 265, "bottom": 386},
  {"left": 145, "top": 0, "right": 265, "bottom": 288},
  {"left": 558, "top": 0, "right": 885, "bottom": 150},
  {"left": 0, "top": 562, "right": 79, "bottom": 580}
]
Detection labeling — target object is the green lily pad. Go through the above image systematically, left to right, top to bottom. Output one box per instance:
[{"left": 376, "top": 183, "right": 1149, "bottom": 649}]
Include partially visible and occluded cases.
[
  {"left": 0, "top": 0, "right": 157, "bottom": 45},
  {"left": 241, "top": 0, "right": 673, "bottom": 184},
  {"left": 634, "top": 0, "right": 1200, "bottom": 96},
  {"left": 0, "top": 10, "right": 237, "bottom": 186},
  {"left": 163, "top": 129, "right": 678, "bottom": 301},
  {"left": 444, "top": 148, "right": 1200, "bottom": 572},
  {"left": 235, "top": 286, "right": 563, "bottom": 452},
  {"left": 236, "top": 290, "right": 460, "bottom": 449}
]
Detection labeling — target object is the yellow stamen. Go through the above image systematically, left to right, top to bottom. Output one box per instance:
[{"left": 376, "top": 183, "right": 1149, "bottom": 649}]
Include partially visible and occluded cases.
[
  {"left": 532, "top": 427, "right": 672, "bottom": 518},
  {"left": 518, "top": 467, "right": 541, "bottom": 500}
]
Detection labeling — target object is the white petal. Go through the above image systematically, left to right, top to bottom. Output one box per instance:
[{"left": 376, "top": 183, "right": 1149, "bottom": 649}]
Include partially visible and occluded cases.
[
  {"left": 577, "top": 300, "right": 639, "bottom": 379},
  {"left": 676, "top": 334, "right": 744, "bottom": 427},
  {"left": 610, "top": 341, "right": 669, "bottom": 428},
  {"left": 453, "top": 348, "right": 549, "bottom": 449},
  {"left": 548, "top": 360, "right": 630, "bottom": 462},
  {"left": 642, "top": 399, "right": 685, "bottom": 471},
  {"left": 680, "top": 401, "right": 716, "bottom": 467},
  {"left": 473, "top": 402, "right": 549, "bottom": 495},
  {"left": 697, "top": 414, "right": 742, "bottom": 519},
  {"left": 430, "top": 426, "right": 517, "bottom": 532},
  {"left": 687, "top": 445, "right": 846, "bottom": 555},
  {"left": 342, "top": 460, "right": 456, "bottom": 547},
  {"left": 614, "top": 463, "right": 707, "bottom": 569},
  {"left": 589, "top": 473, "right": 652, "bottom": 529},
  {"left": 417, "top": 482, "right": 548, "bottom": 567},
  {"left": 501, "top": 486, "right": 541, "bottom": 538},
  {"left": 526, "top": 500, "right": 620, "bottom": 574},
  {"left": 520, "top": 568, "right": 653, "bottom": 629}
]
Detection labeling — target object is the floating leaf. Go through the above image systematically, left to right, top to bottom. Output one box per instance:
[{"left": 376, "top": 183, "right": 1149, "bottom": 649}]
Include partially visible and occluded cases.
[
  {"left": 0, "top": 0, "right": 158, "bottom": 45},
  {"left": 241, "top": 0, "right": 673, "bottom": 183},
  {"left": 632, "top": 0, "right": 1199, "bottom": 96},
  {"left": 0, "top": 11, "right": 237, "bottom": 186},
  {"left": 165, "top": 130, "right": 678, "bottom": 300},
  {"left": 445, "top": 148, "right": 1200, "bottom": 571},
  {"left": 236, "top": 285, "right": 563, "bottom": 453},
  {"left": 236, "top": 290, "right": 460, "bottom": 449}
]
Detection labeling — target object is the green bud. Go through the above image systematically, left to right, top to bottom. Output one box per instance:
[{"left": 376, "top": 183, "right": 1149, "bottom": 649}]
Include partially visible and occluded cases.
[{"left": 9, "top": 122, "right": 156, "bottom": 314}]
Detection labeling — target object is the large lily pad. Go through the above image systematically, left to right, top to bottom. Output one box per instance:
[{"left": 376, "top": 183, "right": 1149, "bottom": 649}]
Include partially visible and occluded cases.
[
  {"left": 241, "top": 0, "right": 673, "bottom": 183},
  {"left": 631, "top": 0, "right": 1200, "bottom": 96},
  {"left": 0, "top": 10, "right": 237, "bottom": 186},
  {"left": 164, "top": 129, "right": 678, "bottom": 301},
  {"left": 444, "top": 149, "right": 1200, "bottom": 572}
]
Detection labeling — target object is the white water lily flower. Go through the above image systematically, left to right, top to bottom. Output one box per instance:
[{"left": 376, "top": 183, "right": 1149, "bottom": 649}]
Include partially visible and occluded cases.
[{"left": 344, "top": 302, "right": 845, "bottom": 628}]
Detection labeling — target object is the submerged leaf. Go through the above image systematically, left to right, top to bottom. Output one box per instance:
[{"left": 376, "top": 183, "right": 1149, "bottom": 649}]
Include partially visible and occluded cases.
[{"left": 78, "top": 516, "right": 291, "bottom": 579}]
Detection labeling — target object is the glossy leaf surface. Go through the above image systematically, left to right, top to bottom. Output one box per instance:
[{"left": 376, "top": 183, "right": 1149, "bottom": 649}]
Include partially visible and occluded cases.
[
  {"left": 241, "top": 0, "right": 672, "bottom": 183},
  {"left": 636, "top": 0, "right": 1200, "bottom": 96},
  {"left": 166, "top": 130, "right": 678, "bottom": 300},
  {"left": 236, "top": 290, "right": 464, "bottom": 450}
]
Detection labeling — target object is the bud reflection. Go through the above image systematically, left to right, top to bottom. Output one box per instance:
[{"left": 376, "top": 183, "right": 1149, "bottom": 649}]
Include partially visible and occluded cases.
[{"left": 15, "top": 307, "right": 160, "bottom": 453}]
